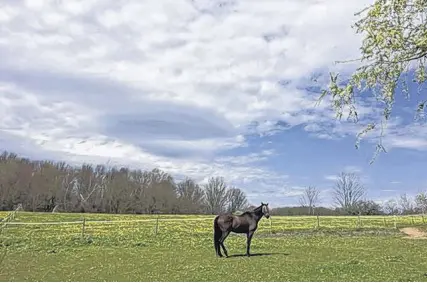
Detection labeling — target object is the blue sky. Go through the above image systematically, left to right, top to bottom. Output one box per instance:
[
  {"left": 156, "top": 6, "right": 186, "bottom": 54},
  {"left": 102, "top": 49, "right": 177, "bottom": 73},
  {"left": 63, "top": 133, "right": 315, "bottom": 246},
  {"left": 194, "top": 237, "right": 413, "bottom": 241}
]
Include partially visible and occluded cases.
[{"left": 0, "top": 0, "right": 426, "bottom": 208}]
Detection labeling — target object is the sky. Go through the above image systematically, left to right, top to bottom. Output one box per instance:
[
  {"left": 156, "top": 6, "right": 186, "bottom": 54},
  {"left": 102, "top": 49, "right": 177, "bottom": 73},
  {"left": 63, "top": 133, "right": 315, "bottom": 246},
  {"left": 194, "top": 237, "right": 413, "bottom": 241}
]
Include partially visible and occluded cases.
[{"left": 0, "top": 0, "right": 427, "bottom": 208}]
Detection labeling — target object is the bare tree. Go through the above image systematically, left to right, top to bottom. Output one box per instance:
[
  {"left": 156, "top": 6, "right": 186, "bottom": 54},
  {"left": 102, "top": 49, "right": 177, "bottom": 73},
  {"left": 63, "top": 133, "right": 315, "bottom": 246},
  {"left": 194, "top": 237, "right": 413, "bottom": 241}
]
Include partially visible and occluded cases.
[
  {"left": 0, "top": 150, "right": 257, "bottom": 215},
  {"left": 137, "top": 168, "right": 177, "bottom": 214},
  {"left": 332, "top": 172, "right": 365, "bottom": 214},
  {"left": 203, "top": 176, "right": 228, "bottom": 214},
  {"left": 176, "top": 178, "right": 205, "bottom": 213},
  {"left": 298, "top": 186, "right": 320, "bottom": 215},
  {"left": 226, "top": 187, "right": 248, "bottom": 213},
  {"left": 415, "top": 192, "right": 427, "bottom": 214},
  {"left": 399, "top": 193, "right": 414, "bottom": 215},
  {"left": 382, "top": 199, "right": 399, "bottom": 215}
]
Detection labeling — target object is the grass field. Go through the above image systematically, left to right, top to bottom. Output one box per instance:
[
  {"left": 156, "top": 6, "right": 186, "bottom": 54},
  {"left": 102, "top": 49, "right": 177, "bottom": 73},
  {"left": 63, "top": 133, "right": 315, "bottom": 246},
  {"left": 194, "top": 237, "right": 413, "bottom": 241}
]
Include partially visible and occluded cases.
[{"left": 2, "top": 212, "right": 427, "bottom": 281}]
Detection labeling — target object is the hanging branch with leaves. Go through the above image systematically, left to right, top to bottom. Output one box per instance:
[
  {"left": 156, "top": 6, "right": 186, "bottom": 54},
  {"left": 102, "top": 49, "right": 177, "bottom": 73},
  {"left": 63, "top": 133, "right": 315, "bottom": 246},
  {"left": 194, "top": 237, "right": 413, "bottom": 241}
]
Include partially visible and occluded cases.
[{"left": 319, "top": 0, "right": 427, "bottom": 162}]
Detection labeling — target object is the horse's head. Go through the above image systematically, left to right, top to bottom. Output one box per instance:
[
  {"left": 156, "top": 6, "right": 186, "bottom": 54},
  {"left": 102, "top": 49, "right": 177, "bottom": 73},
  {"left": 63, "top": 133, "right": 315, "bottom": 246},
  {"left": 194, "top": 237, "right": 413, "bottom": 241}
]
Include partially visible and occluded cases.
[{"left": 261, "top": 202, "right": 270, "bottom": 219}]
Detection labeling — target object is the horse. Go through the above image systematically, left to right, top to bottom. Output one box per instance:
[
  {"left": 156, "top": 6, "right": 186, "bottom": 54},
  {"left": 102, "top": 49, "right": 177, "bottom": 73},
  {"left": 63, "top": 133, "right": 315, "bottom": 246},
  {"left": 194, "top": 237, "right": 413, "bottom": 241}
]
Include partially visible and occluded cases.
[{"left": 213, "top": 202, "right": 270, "bottom": 257}]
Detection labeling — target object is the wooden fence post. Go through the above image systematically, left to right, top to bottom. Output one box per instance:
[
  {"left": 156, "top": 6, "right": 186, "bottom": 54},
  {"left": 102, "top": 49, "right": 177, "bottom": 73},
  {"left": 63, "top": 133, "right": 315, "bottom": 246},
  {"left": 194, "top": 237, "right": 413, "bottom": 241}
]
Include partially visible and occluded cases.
[
  {"left": 155, "top": 214, "right": 159, "bottom": 236},
  {"left": 357, "top": 214, "right": 361, "bottom": 228},
  {"left": 394, "top": 215, "right": 397, "bottom": 229},
  {"left": 383, "top": 217, "right": 386, "bottom": 227},
  {"left": 81, "top": 218, "right": 86, "bottom": 238},
  {"left": 0, "top": 222, "right": 6, "bottom": 234}
]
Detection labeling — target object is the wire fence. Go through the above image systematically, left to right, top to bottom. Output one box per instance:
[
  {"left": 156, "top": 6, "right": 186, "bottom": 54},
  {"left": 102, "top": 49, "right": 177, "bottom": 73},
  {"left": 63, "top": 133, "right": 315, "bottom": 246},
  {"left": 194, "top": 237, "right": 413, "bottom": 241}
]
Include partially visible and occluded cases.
[
  {"left": 0, "top": 204, "right": 22, "bottom": 231},
  {"left": 2, "top": 210, "right": 427, "bottom": 236},
  {"left": 1, "top": 212, "right": 427, "bottom": 252},
  {"left": 1, "top": 214, "right": 426, "bottom": 252},
  {"left": 3, "top": 217, "right": 215, "bottom": 225}
]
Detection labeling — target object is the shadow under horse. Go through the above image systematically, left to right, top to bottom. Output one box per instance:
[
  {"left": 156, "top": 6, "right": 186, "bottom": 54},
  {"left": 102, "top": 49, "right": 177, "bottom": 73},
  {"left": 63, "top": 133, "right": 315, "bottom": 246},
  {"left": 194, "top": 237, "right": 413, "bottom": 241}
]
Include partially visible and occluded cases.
[{"left": 213, "top": 202, "right": 270, "bottom": 257}]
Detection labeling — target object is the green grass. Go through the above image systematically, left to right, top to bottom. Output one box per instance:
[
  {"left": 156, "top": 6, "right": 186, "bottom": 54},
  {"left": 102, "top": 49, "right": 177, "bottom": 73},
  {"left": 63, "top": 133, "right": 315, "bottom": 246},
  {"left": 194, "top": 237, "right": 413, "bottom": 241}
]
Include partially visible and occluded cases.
[
  {"left": 0, "top": 211, "right": 9, "bottom": 220},
  {"left": 2, "top": 212, "right": 427, "bottom": 281}
]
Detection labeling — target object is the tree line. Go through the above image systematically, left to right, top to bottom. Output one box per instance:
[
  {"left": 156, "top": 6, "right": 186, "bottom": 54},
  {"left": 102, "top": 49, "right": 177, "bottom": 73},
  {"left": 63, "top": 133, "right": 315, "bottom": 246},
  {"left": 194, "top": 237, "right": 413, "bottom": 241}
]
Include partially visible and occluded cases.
[
  {"left": 0, "top": 151, "right": 248, "bottom": 214},
  {"left": 1, "top": 151, "right": 425, "bottom": 216},
  {"left": 296, "top": 172, "right": 427, "bottom": 216}
]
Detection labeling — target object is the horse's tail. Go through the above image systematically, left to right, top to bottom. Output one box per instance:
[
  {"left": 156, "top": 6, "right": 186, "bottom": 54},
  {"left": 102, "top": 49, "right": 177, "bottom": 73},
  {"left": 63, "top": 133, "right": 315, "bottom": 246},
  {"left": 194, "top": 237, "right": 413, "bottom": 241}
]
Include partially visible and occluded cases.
[{"left": 213, "top": 216, "right": 221, "bottom": 252}]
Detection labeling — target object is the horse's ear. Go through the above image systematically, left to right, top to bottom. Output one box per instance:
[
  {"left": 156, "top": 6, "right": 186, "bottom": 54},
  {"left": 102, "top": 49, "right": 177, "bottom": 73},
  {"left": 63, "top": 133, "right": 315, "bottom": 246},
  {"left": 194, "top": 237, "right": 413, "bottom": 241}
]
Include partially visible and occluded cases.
[
  {"left": 261, "top": 202, "right": 264, "bottom": 205},
  {"left": 266, "top": 203, "right": 269, "bottom": 206}
]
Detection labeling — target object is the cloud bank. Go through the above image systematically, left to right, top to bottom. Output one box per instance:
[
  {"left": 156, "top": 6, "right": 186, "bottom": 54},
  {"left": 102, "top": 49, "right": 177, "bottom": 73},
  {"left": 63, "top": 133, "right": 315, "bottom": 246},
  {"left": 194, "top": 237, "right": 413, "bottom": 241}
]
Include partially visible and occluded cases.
[{"left": 1, "top": 0, "right": 425, "bottom": 206}]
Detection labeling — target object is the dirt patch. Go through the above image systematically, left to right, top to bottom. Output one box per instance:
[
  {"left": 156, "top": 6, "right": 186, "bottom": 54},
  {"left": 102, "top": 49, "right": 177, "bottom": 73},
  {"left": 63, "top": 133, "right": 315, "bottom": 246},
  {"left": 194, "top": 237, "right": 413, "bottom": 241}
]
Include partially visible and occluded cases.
[
  {"left": 400, "top": 227, "right": 427, "bottom": 239},
  {"left": 256, "top": 229, "right": 401, "bottom": 238}
]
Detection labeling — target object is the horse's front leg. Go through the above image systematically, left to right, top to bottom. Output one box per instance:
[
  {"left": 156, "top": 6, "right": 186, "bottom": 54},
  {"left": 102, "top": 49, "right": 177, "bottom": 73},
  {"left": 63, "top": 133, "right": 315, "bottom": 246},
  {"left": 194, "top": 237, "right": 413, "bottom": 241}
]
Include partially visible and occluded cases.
[
  {"left": 219, "top": 231, "right": 230, "bottom": 258},
  {"left": 246, "top": 231, "right": 254, "bottom": 257}
]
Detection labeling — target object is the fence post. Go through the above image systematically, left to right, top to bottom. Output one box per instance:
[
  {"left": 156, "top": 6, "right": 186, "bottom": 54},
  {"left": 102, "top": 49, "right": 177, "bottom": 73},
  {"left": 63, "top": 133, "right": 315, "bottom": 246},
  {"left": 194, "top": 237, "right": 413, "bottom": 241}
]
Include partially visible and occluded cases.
[
  {"left": 10, "top": 204, "right": 21, "bottom": 222},
  {"left": 0, "top": 209, "right": 17, "bottom": 234},
  {"left": 423, "top": 214, "right": 425, "bottom": 224},
  {"left": 155, "top": 215, "right": 159, "bottom": 236},
  {"left": 394, "top": 215, "right": 397, "bottom": 229},
  {"left": 383, "top": 216, "right": 386, "bottom": 227},
  {"left": 81, "top": 218, "right": 86, "bottom": 238},
  {"left": 0, "top": 222, "right": 6, "bottom": 234}
]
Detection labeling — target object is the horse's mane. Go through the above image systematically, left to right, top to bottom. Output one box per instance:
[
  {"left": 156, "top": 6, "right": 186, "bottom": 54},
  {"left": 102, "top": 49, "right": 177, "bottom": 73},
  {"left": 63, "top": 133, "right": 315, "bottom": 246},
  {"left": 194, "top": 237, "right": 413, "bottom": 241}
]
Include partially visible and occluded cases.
[{"left": 239, "top": 204, "right": 263, "bottom": 216}]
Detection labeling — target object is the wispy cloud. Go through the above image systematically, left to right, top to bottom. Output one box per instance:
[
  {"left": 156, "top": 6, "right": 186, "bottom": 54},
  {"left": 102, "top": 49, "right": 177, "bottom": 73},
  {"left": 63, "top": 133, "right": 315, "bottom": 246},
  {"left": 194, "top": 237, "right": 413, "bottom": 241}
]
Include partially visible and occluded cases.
[
  {"left": 343, "top": 166, "right": 363, "bottom": 173},
  {"left": 324, "top": 175, "right": 339, "bottom": 182}
]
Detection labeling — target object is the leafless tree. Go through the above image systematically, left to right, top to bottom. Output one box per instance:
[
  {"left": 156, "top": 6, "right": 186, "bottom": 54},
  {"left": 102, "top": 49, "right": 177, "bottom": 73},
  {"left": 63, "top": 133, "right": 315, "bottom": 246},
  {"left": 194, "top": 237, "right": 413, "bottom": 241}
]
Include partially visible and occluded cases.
[
  {"left": 0, "top": 150, "right": 256, "bottom": 215},
  {"left": 142, "top": 169, "right": 178, "bottom": 214},
  {"left": 332, "top": 172, "right": 365, "bottom": 214},
  {"left": 204, "top": 176, "right": 228, "bottom": 214},
  {"left": 176, "top": 178, "right": 205, "bottom": 213},
  {"left": 299, "top": 186, "right": 320, "bottom": 215},
  {"left": 226, "top": 187, "right": 248, "bottom": 213},
  {"left": 415, "top": 192, "right": 427, "bottom": 214},
  {"left": 399, "top": 193, "right": 414, "bottom": 215},
  {"left": 382, "top": 199, "right": 399, "bottom": 215}
]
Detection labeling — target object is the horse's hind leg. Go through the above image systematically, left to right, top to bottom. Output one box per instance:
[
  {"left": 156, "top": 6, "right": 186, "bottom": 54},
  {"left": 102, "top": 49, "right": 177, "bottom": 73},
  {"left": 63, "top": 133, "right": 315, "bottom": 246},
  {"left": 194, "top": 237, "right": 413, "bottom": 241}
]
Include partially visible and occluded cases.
[
  {"left": 214, "top": 219, "right": 223, "bottom": 257},
  {"left": 219, "top": 231, "right": 230, "bottom": 258}
]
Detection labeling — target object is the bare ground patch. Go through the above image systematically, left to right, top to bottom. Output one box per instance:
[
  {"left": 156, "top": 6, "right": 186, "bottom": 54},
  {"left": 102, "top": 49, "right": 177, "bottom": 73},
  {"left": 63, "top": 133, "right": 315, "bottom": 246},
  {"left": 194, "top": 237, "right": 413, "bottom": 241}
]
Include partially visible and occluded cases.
[
  {"left": 400, "top": 227, "right": 427, "bottom": 239},
  {"left": 254, "top": 228, "right": 401, "bottom": 238}
]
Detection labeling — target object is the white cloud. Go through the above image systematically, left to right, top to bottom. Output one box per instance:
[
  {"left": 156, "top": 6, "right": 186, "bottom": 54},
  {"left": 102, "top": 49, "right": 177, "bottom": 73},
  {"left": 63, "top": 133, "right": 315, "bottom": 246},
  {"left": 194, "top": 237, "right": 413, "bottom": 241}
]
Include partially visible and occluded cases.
[
  {"left": 3, "top": 0, "right": 421, "bottom": 206},
  {"left": 343, "top": 165, "right": 363, "bottom": 174},
  {"left": 324, "top": 175, "right": 339, "bottom": 181},
  {"left": 245, "top": 185, "right": 305, "bottom": 208}
]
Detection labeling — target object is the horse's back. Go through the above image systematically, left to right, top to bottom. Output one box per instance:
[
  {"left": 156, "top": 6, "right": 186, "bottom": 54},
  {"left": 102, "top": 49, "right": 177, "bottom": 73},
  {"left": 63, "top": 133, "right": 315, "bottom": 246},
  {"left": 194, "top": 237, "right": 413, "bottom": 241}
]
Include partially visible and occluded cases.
[
  {"left": 215, "top": 212, "right": 257, "bottom": 233},
  {"left": 215, "top": 213, "right": 234, "bottom": 231},
  {"left": 232, "top": 214, "right": 256, "bottom": 233}
]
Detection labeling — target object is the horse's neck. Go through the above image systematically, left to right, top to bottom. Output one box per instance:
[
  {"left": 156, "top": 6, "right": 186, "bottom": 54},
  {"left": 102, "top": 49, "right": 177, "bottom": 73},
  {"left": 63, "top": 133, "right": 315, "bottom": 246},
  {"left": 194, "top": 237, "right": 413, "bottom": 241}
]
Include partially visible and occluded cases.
[{"left": 252, "top": 210, "right": 264, "bottom": 222}]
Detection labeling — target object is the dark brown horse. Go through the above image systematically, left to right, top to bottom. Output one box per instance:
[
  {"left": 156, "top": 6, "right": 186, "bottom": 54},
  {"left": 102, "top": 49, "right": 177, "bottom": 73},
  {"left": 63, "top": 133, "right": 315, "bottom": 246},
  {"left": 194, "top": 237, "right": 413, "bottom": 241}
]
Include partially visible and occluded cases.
[{"left": 213, "top": 202, "right": 270, "bottom": 257}]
